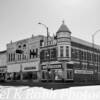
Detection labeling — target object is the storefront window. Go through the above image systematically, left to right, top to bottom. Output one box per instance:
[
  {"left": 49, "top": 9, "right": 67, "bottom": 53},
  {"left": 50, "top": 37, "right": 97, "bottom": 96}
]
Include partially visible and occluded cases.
[
  {"left": 50, "top": 48, "right": 56, "bottom": 60},
  {"left": 67, "top": 64, "right": 73, "bottom": 69},
  {"left": 42, "top": 69, "right": 63, "bottom": 81},
  {"left": 55, "top": 69, "right": 63, "bottom": 80},
  {"left": 67, "top": 70, "right": 73, "bottom": 79},
  {"left": 23, "top": 71, "right": 37, "bottom": 80},
  {"left": 42, "top": 71, "right": 48, "bottom": 80},
  {"left": 32, "top": 72, "right": 37, "bottom": 79}
]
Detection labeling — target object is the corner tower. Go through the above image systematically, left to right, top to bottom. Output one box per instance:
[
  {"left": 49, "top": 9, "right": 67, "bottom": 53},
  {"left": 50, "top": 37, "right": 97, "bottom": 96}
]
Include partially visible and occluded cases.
[{"left": 56, "top": 21, "right": 71, "bottom": 61}]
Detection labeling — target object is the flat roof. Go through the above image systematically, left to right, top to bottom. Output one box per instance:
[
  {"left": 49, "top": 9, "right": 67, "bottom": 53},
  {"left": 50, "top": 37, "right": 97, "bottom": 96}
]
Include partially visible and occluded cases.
[{"left": 71, "top": 36, "right": 100, "bottom": 49}]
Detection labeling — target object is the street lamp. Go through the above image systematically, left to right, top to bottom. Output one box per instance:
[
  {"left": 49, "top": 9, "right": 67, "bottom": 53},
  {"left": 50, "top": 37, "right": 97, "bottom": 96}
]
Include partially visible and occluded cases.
[
  {"left": 38, "top": 22, "right": 50, "bottom": 82},
  {"left": 38, "top": 22, "right": 49, "bottom": 46},
  {"left": 92, "top": 29, "right": 100, "bottom": 80}
]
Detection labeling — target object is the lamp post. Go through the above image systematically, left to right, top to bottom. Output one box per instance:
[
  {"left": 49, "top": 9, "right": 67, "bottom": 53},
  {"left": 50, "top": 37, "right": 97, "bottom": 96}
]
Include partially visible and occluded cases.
[
  {"left": 38, "top": 22, "right": 50, "bottom": 82},
  {"left": 38, "top": 22, "right": 49, "bottom": 45},
  {"left": 92, "top": 29, "right": 100, "bottom": 80}
]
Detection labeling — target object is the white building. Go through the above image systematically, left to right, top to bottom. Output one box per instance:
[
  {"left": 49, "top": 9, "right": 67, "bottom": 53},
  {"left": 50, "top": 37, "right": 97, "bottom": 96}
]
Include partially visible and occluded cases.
[
  {"left": 6, "top": 35, "right": 44, "bottom": 81},
  {"left": 0, "top": 50, "right": 7, "bottom": 81}
]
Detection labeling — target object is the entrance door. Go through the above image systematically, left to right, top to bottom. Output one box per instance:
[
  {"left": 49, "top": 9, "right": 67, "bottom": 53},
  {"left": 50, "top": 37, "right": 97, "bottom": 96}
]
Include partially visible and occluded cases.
[
  {"left": 66, "top": 69, "right": 73, "bottom": 80},
  {"left": 42, "top": 70, "right": 46, "bottom": 80}
]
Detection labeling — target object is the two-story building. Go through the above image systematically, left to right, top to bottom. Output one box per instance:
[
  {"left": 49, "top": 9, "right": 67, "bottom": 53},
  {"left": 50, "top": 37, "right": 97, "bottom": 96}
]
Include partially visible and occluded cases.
[
  {"left": 40, "top": 21, "right": 100, "bottom": 82},
  {"left": 7, "top": 35, "right": 44, "bottom": 81},
  {"left": 0, "top": 50, "right": 7, "bottom": 81}
]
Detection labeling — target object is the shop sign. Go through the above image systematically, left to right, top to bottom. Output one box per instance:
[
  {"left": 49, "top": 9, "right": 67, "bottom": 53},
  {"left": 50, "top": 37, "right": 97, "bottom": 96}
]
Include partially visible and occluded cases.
[
  {"left": 22, "top": 62, "right": 39, "bottom": 72},
  {"left": 42, "top": 64, "right": 62, "bottom": 70},
  {"left": 24, "top": 66, "right": 36, "bottom": 70},
  {"left": 74, "top": 70, "right": 93, "bottom": 74}
]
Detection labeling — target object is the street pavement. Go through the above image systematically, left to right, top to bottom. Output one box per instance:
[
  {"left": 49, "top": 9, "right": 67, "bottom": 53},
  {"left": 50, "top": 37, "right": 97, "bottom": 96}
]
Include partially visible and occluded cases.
[{"left": 0, "top": 81, "right": 100, "bottom": 89}]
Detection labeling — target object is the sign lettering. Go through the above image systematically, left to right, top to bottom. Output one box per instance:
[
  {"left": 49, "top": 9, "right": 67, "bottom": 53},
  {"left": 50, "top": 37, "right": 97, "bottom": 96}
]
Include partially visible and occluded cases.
[
  {"left": 42, "top": 64, "right": 62, "bottom": 70},
  {"left": 74, "top": 70, "right": 93, "bottom": 74}
]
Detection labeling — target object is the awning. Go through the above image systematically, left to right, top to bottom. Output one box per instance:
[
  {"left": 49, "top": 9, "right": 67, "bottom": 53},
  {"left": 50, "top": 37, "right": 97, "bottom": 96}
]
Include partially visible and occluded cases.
[{"left": 7, "top": 64, "right": 20, "bottom": 72}]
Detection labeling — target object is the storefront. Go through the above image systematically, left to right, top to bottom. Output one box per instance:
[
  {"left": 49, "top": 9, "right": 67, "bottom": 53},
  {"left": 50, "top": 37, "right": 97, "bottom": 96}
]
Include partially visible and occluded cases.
[
  {"left": 7, "top": 61, "right": 39, "bottom": 81},
  {"left": 22, "top": 61, "right": 39, "bottom": 81},
  {"left": 65, "top": 62, "right": 74, "bottom": 81},
  {"left": 7, "top": 64, "right": 20, "bottom": 80},
  {"left": 41, "top": 64, "right": 63, "bottom": 81},
  {"left": 0, "top": 66, "right": 7, "bottom": 81},
  {"left": 74, "top": 69, "right": 94, "bottom": 82}
]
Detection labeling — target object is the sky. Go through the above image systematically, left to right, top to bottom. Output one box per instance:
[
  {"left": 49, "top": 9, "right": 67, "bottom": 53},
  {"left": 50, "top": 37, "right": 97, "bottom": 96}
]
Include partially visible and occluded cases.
[{"left": 0, "top": 0, "right": 100, "bottom": 51}]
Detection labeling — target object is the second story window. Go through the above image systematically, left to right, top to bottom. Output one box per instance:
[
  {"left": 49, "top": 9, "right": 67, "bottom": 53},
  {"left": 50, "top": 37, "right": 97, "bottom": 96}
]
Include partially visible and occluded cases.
[
  {"left": 23, "top": 44, "right": 26, "bottom": 50},
  {"left": 60, "top": 46, "right": 64, "bottom": 57},
  {"left": 66, "top": 46, "right": 69, "bottom": 57},
  {"left": 30, "top": 48, "right": 38, "bottom": 59},
  {"left": 45, "top": 50, "right": 49, "bottom": 60},
  {"left": 8, "top": 53, "right": 15, "bottom": 62},
  {"left": 12, "top": 53, "right": 15, "bottom": 61},
  {"left": 8, "top": 54, "right": 10, "bottom": 62},
  {"left": 18, "top": 54, "right": 21, "bottom": 61},
  {"left": 22, "top": 54, "right": 27, "bottom": 60}
]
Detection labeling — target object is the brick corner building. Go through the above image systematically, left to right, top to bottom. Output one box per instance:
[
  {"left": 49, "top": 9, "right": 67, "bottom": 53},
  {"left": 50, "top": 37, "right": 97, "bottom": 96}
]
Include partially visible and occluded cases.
[{"left": 40, "top": 21, "right": 100, "bottom": 82}]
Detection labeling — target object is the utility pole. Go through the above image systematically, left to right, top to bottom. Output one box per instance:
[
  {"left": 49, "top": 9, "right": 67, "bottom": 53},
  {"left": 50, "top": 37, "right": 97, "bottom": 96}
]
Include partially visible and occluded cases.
[{"left": 38, "top": 22, "right": 50, "bottom": 82}]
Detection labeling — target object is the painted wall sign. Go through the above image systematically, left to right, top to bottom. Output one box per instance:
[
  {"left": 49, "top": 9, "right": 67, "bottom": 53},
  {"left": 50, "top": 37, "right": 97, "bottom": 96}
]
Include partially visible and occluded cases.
[{"left": 74, "top": 70, "right": 93, "bottom": 74}]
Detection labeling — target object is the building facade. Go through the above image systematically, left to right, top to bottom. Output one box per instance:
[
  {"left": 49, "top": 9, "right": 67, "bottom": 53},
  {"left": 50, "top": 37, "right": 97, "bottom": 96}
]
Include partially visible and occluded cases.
[
  {"left": 0, "top": 21, "right": 100, "bottom": 83},
  {"left": 40, "top": 21, "right": 100, "bottom": 82},
  {"left": 6, "top": 35, "right": 44, "bottom": 81},
  {"left": 0, "top": 50, "right": 7, "bottom": 81}
]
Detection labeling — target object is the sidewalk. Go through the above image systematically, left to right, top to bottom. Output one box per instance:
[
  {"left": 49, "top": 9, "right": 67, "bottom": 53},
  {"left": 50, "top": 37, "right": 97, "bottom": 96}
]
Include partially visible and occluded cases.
[{"left": 0, "top": 80, "right": 100, "bottom": 89}]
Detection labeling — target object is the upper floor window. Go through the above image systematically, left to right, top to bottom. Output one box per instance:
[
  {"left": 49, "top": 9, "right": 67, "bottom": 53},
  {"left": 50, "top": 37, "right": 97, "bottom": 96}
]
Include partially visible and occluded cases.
[
  {"left": 40, "top": 40, "right": 44, "bottom": 47},
  {"left": 23, "top": 44, "right": 26, "bottom": 49},
  {"left": 18, "top": 45, "right": 21, "bottom": 49},
  {"left": 60, "top": 46, "right": 64, "bottom": 57},
  {"left": 66, "top": 46, "right": 69, "bottom": 57},
  {"left": 30, "top": 48, "right": 38, "bottom": 59},
  {"left": 50, "top": 48, "right": 56, "bottom": 60},
  {"left": 71, "top": 48, "right": 78, "bottom": 59},
  {"left": 45, "top": 50, "right": 49, "bottom": 60},
  {"left": 8, "top": 53, "right": 15, "bottom": 62},
  {"left": 8, "top": 54, "right": 10, "bottom": 62},
  {"left": 18, "top": 54, "right": 21, "bottom": 61},
  {"left": 22, "top": 54, "right": 27, "bottom": 60}
]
